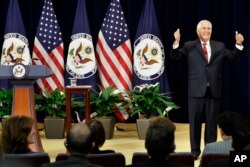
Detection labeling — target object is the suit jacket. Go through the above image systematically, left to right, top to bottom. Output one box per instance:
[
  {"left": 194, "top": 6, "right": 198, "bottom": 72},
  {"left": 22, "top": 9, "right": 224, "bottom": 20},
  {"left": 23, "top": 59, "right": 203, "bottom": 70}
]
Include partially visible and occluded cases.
[
  {"left": 171, "top": 39, "right": 242, "bottom": 97},
  {"left": 202, "top": 139, "right": 232, "bottom": 156},
  {"left": 41, "top": 154, "right": 102, "bottom": 167},
  {"left": 126, "top": 159, "right": 188, "bottom": 167}
]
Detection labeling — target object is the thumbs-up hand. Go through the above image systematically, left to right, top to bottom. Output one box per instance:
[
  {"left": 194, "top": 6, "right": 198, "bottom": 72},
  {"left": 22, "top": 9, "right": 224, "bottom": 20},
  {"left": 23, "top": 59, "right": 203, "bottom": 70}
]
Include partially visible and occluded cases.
[
  {"left": 174, "top": 28, "right": 181, "bottom": 45},
  {"left": 235, "top": 31, "right": 244, "bottom": 45}
]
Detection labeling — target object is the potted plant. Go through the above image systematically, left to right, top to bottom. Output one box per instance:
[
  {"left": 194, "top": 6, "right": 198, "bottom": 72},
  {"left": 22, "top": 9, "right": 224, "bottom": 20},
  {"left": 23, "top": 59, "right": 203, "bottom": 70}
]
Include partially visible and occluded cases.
[
  {"left": 126, "top": 82, "right": 179, "bottom": 139},
  {"left": 89, "top": 86, "right": 125, "bottom": 139},
  {"left": 0, "top": 88, "right": 13, "bottom": 126},
  {"left": 35, "top": 88, "right": 66, "bottom": 139}
]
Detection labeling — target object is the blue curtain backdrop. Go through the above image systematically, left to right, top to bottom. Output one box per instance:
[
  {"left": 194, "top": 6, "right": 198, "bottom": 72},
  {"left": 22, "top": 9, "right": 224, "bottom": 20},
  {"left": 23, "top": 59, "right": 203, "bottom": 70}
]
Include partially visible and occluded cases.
[{"left": 0, "top": 0, "right": 249, "bottom": 122}]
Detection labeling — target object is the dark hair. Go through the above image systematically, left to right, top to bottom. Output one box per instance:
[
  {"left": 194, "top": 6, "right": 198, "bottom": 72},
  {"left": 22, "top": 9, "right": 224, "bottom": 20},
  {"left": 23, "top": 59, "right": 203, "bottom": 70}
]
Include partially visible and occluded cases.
[
  {"left": 217, "top": 112, "right": 241, "bottom": 136},
  {"left": 2, "top": 116, "right": 34, "bottom": 153},
  {"left": 145, "top": 117, "right": 176, "bottom": 159},
  {"left": 232, "top": 118, "right": 250, "bottom": 151},
  {"left": 87, "top": 119, "right": 106, "bottom": 149},
  {"left": 66, "top": 123, "right": 92, "bottom": 154}
]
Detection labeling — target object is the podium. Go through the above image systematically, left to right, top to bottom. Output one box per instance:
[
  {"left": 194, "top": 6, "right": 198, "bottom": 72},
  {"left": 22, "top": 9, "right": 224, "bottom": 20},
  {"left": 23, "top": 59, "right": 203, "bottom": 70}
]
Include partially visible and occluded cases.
[{"left": 0, "top": 65, "right": 53, "bottom": 152}]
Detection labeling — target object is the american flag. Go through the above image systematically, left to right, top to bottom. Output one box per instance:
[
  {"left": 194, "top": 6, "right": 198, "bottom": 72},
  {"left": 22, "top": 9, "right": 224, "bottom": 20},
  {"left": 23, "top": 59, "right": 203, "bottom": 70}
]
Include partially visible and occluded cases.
[
  {"left": 32, "top": 0, "right": 64, "bottom": 92},
  {"left": 96, "top": 0, "right": 132, "bottom": 91},
  {"left": 96, "top": 0, "right": 132, "bottom": 121}
]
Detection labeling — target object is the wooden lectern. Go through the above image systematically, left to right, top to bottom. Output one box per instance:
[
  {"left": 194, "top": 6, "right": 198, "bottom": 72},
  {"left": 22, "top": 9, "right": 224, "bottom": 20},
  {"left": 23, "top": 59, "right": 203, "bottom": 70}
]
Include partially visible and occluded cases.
[
  {"left": 0, "top": 65, "right": 53, "bottom": 152},
  {"left": 65, "top": 86, "right": 92, "bottom": 132}
]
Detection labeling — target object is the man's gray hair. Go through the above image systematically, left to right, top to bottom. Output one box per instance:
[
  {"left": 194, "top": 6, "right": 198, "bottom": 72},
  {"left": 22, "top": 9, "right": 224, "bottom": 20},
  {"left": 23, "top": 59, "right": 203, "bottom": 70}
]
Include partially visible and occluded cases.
[{"left": 196, "top": 20, "right": 212, "bottom": 31}]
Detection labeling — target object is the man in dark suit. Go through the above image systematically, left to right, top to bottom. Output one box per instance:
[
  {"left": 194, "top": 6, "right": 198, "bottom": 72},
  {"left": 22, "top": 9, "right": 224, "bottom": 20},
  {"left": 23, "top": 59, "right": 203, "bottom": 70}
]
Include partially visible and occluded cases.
[
  {"left": 171, "top": 20, "right": 244, "bottom": 160},
  {"left": 41, "top": 123, "right": 102, "bottom": 167}
]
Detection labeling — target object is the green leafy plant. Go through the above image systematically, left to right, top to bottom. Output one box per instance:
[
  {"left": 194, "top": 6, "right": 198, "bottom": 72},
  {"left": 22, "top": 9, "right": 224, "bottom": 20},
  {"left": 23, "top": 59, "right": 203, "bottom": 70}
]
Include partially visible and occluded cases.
[
  {"left": 127, "top": 82, "right": 179, "bottom": 118},
  {"left": 90, "top": 86, "right": 124, "bottom": 117},
  {"left": 0, "top": 88, "right": 13, "bottom": 118},
  {"left": 35, "top": 88, "right": 66, "bottom": 118}
]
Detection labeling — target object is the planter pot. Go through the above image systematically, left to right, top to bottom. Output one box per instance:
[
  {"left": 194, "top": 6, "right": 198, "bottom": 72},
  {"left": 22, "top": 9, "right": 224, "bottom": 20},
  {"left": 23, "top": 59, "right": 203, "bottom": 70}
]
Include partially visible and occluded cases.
[
  {"left": 96, "top": 116, "right": 115, "bottom": 140},
  {"left": 44, "top": 117, "right": 65, "bottom": 139},
  {"left": 136, "top": 118, "right": 150, "bottom": 140}
]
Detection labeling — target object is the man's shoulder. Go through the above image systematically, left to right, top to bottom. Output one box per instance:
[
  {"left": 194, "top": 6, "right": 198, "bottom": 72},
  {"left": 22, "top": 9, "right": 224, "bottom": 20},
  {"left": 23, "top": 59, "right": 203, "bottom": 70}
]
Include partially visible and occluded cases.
[
  {"left": 184, "top": 39, "right": 199, "bottom": 46},
  {"left": 184, "top": 39, "right": 223, "bottom": 46},
  {"left": 182, "top": 40, "right": 200, "bottom": 51},
  {"left": 210, "top": 40, "right": 224, "bottom": 46},
  {"left": 203, "top": 140, "right": 232, "bottom": 155},
  {"left": 206, "top": 140, "right": 224, "bottom": 146},
  {"left": 206, "top": 140, "right": 231, "bottom": 147},
  {"left": 41, "top": 161, "right": 68, "bottom": 167}
]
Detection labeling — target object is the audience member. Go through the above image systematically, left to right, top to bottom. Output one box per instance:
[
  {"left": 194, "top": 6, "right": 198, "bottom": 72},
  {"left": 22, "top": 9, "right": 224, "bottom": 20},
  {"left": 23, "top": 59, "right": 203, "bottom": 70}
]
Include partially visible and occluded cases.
[
  {"left": 202, "top": 111, "right": 241, "bottom": 155},
  {"left": 1, "top": 115, "right": 34, "bottom": 153},
  {"left": 127, "top": 117, "right": 187, "bottom": 167},
  {"left": 206, "top": 118, "right": 250, "bottom": 167},
  {"left": 232, "top": 118, "right": 250, "bottom": 151},
  {"left": 87, "top": 119, "right": 115, "bottom": 154},
  {"left": 41, "top": 123, "right": 102, "bottom": 167}
]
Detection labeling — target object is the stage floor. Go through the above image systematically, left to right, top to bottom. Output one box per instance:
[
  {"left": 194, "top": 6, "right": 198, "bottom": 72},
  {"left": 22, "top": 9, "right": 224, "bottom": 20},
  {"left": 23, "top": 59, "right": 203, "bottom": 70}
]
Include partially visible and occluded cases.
[{"left": 40, "top": 122, "right": 222, "bottom": 167}]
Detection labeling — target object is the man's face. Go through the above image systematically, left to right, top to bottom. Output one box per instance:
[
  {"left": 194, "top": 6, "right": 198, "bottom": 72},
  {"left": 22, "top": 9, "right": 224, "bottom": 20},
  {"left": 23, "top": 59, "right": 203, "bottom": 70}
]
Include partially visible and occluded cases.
[{"left": 197, "top": 22, "right": 212, "bottom": 42}]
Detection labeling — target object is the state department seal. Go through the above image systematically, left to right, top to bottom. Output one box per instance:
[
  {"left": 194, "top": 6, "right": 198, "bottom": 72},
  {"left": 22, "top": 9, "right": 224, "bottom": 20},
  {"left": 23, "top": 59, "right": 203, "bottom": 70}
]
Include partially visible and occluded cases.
[
  {"left": 1, "top": 33, "right": 31, "bottom": 65},
  {"left": 66, "top": 33, "right": 97, "bottom": 79},
  {"left": 133, "top": 34, "right": 165, "bottom": 80}
]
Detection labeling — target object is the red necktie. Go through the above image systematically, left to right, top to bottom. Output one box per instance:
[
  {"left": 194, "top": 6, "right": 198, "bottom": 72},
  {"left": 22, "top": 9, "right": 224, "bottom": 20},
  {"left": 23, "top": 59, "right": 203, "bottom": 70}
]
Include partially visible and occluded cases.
[{"left": 202, "top": 42, "right": 208, "bottom": 62}]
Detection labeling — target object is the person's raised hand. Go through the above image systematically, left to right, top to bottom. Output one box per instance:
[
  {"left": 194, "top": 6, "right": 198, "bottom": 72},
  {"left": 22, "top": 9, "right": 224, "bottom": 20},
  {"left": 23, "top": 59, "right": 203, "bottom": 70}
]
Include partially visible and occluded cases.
[
  {"left": 174, "top": 28, "right": 181, "bottom": 45},
  {"left": 235, "top": 31, "right": 244, "bottom": 45}
]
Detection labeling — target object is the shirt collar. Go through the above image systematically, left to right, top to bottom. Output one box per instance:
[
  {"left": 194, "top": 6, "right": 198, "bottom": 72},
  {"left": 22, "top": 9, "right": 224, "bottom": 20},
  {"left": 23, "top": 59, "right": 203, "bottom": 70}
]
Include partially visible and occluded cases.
[{"left": 201, "top": 40, "right": 210, "bottom": 45}]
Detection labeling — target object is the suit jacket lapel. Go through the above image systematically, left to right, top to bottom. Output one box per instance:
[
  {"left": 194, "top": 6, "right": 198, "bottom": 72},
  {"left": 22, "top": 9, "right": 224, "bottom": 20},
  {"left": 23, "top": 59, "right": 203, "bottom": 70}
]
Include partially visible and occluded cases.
[{"left": 209, "top": 40, "right": 216, "bottom": 63}]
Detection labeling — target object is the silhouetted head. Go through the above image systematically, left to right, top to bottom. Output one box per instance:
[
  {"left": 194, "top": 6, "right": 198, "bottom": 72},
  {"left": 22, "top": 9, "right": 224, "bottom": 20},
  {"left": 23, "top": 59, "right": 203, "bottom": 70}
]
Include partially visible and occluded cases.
[
  {"left": 217, "top": 111, "right": 241, "bottom": 137},
  {"left": 145, "top": 117, "right": 176, "bottom": 159},
  {"left": 232, "top": 118, "right": 250, "bottom": 151},
  {"left": 87, "top": 119, "right": 106, "bottom": 149},
  {"left": 65, "top": 123, "right": 92, "bottom": 155}
]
